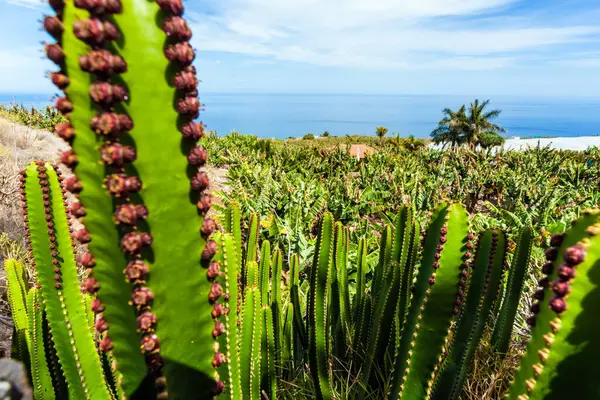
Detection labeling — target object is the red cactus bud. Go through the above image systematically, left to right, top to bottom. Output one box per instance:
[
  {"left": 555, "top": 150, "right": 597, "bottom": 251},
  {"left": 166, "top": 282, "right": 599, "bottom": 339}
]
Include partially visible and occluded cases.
[
  {"left": 74, "top": 0, "right": 121, "bottom": 14},
  {"left": 156, "top": 0, "right": 183, "bottom": 15},
  {"left": 43, "top": 16, "right": 64, "bottom": 38},
  {"left": 163, "top": 16, "right": 192, "bottom": 41},
  {"left": 73, "top": 19, "right": 120, "bottom": 45},
  {"left": 164, "top": 42, "right": 195, "bottom": 65},
  {"left": 45, "top": 43, "right": 64, "bottom": 64},
  {"left": 79, "top": 50, "right": 126, "bottom": 74},
  {"left": 173, "top": 71, "right": 198, "bottom": 93},
  {"left": 50, "top": 72, "right": 69, "bottom": 90},
  {"left": 89, "top": 82, "right": 127, "bottom": 105},
  {"left": 55, "top": 97, "right": 73, "bottom": 114},
  {"left": 176, "top": 97, "right": 201, "bottom": 116},
  {"left": 91, "top": 113, "right": 133, "bottom": 135},
  {"left": 181, "top": 121, "right": 204, "bottom": 140},
  {"left": 55, "top": 122, "right": 75, "bottom": 140},
  {"left": 100, "top": 143, "right": 136, "bottom": 166},
  {"left": 187, "top": 146, "right": 207, "bottom": 166},
  {"left": 60, "top": 150, "right": 78, "bottom": 167},
  {"left": 191, "top": 171, "right": 210, "bottom": 191},
  {"left": 105, "top": 174, "right": 141, "bottom": 197},
  {"left": 64, "top": 177, "right": 82, "bottom": 193},
  {"left": 197, "top": 194, "right": 212, "bottom": 213},
  {"left": 69, "top": 202, "right": 86, "bottom": 218},
  {"left": 115, "top": 204, "right": 138, "bottom": 225},
  {"left": 135, "top": 205, "right": 148, "bottom": 219},
  {"left": 200, "top": 218, "right": 217, "bottom": 238},
  {"left": 440, "top": 227, "right": 448, "bottom": 235},
  {"left": 75, "top": 228, "right": 91, "bottom": 243},
  {"left": 121, "top": 232, "right": 152, "bottom": 255},
  {"left": 467, "top": 232, "right": 474, "bottom": 240},
  {"left": 550, "top": 234, "right": 564, "bottom": 247},
  {"left": 439, "top": 236, "right": 447, "bottom": 244},
  {"left": 202, "top": 240, "right": 217, "bottom": 261},
  {"left": 466, "top": 242, "right": 473, "bottom": 249},
  {"left": 436, "top": 244, "right": 444, "bottom": 251},
  {"left": 563, "top": 245, "right": 586, "bottom": 266},
  {"left": 545, "top": 247, "right": 558, "bottom": 261},
  {"left": 78, "top": 252, "right": 96, "bottom": 268},
  {"left": 464, "top": 252, "right": 472, "bottom": 259},
  {"left": 433, "top": 253, "right": 441, "bottom": 260},
  {"left": 125, "top": 260, "right": 150, "bottom": 282},
  {"left": 207, "top": 261, "right": 220, "bottom": 280},
  {"left": 432, "top": 261, "right": 440, "bottom": 269},
  {"left": 541, "top": 262, "right": 554, "bottom": 275},
  {"left": 557, "top": 264, "right": 576, "bottom": 280},
  {"left": 53, "top": 267, "right": 60, "bottom": 273},
  {"left": 461, "top": 269, "right": 468, "bottom": 277},
  {"left": 54, "top": 274, "right": 61, "bottom": 281},
  {"left": 538, "top": 276, "right": 550, "bottom": 287},
  {"left": 84, "top": 277, "right": 100, "bottom": 293},
  {"left": 428, "top": 277, "right": 435, "bottom": 285},
  {"left": 458, "top": 279, "right": 466, "bottom": 287},
  {"left": 552, "top": 279, "right": 570, "bottom": 297},
  {"left": 209, "top": 282, "right": 223, "bottom": 303},
  {"left": 132, "top": 287, "right": 154, "bottom": 307},
  {"left": 533, "top": 289, "right": 545, "bottom": 300},
  {"left": 549, "top": 296, "right": 567, "bottom": 313},
  {"left": 91, "top": 299, "right": 104, "bottom": 313},
  {"left": 530, "top": 302, "right": 540, "bottom": 314},
  {"left": 211, "top": 303, "right": 224, "bottom": 319},
  {"left": 137, "top": 312, "right": 157, "bottom": 331},
  {"left": 525, "top": 315, "right": 536, "bottom": 327},
  {"left": 95, "top": 317, "right": 109, "bottom": 332},
  {"left": 212, "top": 321, "right": 225, "bottom": 338},
  {"left": 141, "top": 334, "right": 160, "bottom": 354},
  {"left": 99, "top": 336, "right": 114, "bottom": 352},
  {"left": 212, "top": 352, "right": 226, "bottom": 368}
]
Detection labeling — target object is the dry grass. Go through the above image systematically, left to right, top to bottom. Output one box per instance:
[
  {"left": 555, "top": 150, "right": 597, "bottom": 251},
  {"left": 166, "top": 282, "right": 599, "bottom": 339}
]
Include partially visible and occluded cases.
[{"left": 0, "top": 117, "right": 66, "bottom": 356}]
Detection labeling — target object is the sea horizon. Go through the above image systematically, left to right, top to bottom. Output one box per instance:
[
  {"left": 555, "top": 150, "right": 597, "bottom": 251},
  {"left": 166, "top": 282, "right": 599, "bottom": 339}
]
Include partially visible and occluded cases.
[{"left": 2, "top": 92, "right": 599, "bottom": 140}]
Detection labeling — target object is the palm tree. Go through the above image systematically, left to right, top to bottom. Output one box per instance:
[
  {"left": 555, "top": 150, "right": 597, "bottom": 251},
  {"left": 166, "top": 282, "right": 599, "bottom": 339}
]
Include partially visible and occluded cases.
[
  {"left": 465, "top": 99, "right": 505, "bottom": 148},
  {"left": 430, "top": 105, "right": 467, "bottom": 150},
  {"left": 375, "top": 126, "right": 388, "bottom": 141}
]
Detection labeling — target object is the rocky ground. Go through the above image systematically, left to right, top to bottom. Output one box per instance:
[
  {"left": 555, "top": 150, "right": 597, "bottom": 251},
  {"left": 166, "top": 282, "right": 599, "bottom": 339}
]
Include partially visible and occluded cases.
[{"left": 0, "top": 118, "right": 228, "bottom": 359}]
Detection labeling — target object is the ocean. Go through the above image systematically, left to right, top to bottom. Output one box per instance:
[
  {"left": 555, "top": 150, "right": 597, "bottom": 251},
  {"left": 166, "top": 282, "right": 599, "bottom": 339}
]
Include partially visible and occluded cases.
[{"left": 1, "top": 93, "right": 599, "bottom": 139}]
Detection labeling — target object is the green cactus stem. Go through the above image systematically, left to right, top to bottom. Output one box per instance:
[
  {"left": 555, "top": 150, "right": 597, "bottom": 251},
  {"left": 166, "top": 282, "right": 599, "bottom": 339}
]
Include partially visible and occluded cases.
[
  {"left": 21, "top": 162, "right": 111, "bottom": 399},
  {"left": 389, "top": 203, "right": 469, "bottom": 400},
  {"left": 507, "top": 210, "right": 600, "bottom": 399},
  {"left": 307, "top": 213, "right": 334, "bottom": 400},
  {"left": 334, "top": 223, "right": 351, "bottom": 352},
  {"left": 492, "top": 226, "right": 533, "bottom": 354},
  {"left": 353, "top": 238, "right": 368, "bottom": 322},
  {"left": 260, "top": 241, "right": 272, "bottom": 306},
  {"left": 289, "top": 253, "right": 307, "bottom": 349},
  {"left": 5, "top": 259, "right": 30, "bottom": 370},
  {"left": 27, "top": 287, "right": 55, "bottom": 400},
  {"left": 240, "top": 287, "right": 262, "bottom": 400},
  {"left": 282, "top": 302, "right": 295, "bottom": 375},
  {"left": 261, "top": 305, "right": 277, "bottom": 400}
]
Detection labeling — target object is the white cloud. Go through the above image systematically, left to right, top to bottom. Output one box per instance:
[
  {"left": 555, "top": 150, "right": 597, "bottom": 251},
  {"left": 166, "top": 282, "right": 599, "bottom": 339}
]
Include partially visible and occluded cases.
[
  {"left": 5, "top": 0, "right": 45, "bottom": 9},
  {"left": 188, "top": 0, "right": 600, "bottom": 70}
]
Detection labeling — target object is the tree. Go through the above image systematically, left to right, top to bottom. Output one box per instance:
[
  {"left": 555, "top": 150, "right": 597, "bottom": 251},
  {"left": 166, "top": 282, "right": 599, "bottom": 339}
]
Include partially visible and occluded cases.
[
  {"left": 465, "top": 99, "right": 505, "bottom": 148},
  {"left": 430, "top": 105, "right": 468, "bottom": 150},
  {"left": 375, "top": 126, "right": 388, "bottom": 141},
  {"left": 322, "top": 131, "right": 330, "bottom": 137},
  {"left": 479, "top": 131, "right": 505, "bottom": 149},
  {"left": 303, "top": 133, "right": 314, "bottom": 140}
]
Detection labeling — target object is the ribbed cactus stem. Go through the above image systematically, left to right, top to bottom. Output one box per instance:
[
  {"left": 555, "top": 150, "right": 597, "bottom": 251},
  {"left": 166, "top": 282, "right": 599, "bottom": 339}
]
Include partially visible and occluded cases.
[{"left": 27, "top": 287, "right": 55, "bottom": 400}]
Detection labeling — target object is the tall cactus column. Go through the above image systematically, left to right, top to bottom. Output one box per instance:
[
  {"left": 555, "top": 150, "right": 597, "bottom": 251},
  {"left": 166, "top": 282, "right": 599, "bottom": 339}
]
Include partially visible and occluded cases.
[{"left": 43, "top": 0, "right": 219, "bottom": 397}]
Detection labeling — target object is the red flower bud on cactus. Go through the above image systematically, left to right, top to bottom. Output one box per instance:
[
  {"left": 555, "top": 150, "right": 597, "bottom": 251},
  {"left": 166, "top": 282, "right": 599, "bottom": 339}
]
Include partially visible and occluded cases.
[
  {"left": 74, "top": 0, "right": 121, "bottom": 14},
  {"left": 156, "top": 0, "right": 183, "bottom": 15},
  {"left": 163, "top": 16, "right": 192, "bottom": 41},
  {"left": 73, "top": 19, "right": 120, "bottom": 45},
  {"left": 164, "top": 42, "right": 195, "bottom": 65},
  {"left": 45, "top": 43, "right": 65, "bottom": 64},
  {"left": 79, "top": 50, "right": 127, "bottom": 74},
  {"left": 173, "top": 71, "right": 198, "bottom": 93},
  {"left": 50, "top": 72, "right": 69, "bottom": 90},
  {"left": 89, "top": 82, "right": 127, "bottom": 105},
  {"left": 55, "top": 97, "right": 73, "bottom": 114},
  {"left": 176, "top": 97, "right": 201, "bottom": 117},
  {"left": 91, "top": 113, "right": 133, "bottom": 135},
  {"left": 181, "top": 121, "right": 204, "bottom": 140},
  {"left": 55, "top": 122, "right": 75, "bottom": 140},
  {"left": 100, "top": 143, "right": 136, "bottom": 166},
  {"left": 187, "top": 146, "right": 207, "bottom": 166},
  {"left": 60, "top": 150, "right": 78, "bottom": 167},
  {"left": 191, "top": 171, "right": 210, "bottom": 191},
  {"left": 105, "top": 174, "right": 141, "bottom": 196},
  {"left": 63, "top": 176, "right": 83, "bottom": 193},
  {"left": 197, "top": 194, "right": 212, "bottom": 213},
  {"left": 69, "top": 202, "right": 86, "bottom": 218},
  {"left": 114, "top": 204, "right": 138, "bottom": 225},
  {"left": 200, "top": 218, "right": 217, "bottom": 238},
  {"left": 440, "top": 227, "right": 448, "bottom": 235},
  {"left": 75, "top": 228, "right": 91, "bottom": 243},
  {"left": 121, "top": 232, "right": 152, "bottom": 254},
  {"left": 467, "top": 232, "right": 474, "bottom": 240},
  {"left": 550, "top": 234, "right": 564, "bottom": 247},
  {"left": 439, "top": 236, "right": 447, "bottom": 244},
  {"left": 202, "top": 240, "right": 217, "bottom": 261},
  {"left": 466, "top": 242, "right": 473, "bottom": 249},
  {"left": 436, "top": 244, "right": 443, "bottom": 251},
  {"left": 563, "top": 245, "right": 586, "bottom": 266},
  {"left": 545, "top": 247, "right": 558, "bottom": 261},
  {"left": 78, "top": 252, "right": 96, "bottom": 268},
  {"left": 124, "top": 260, "right": 150, "bottom": 282},
  {"left": 207, "top": 261, "right": 220, "bottom": 280},
  {"left": 432, "top": 261, "right": 440, "bottom": 269},
  {"left": 541, "top": 262, "right": 554, "bottom": 275},
  {"left": 557, "top": 264, "right": 576, "bottom": 280},
  {"left": 538, "top": 276, "right": 550, "bottom": 288},
  {"left": 84, "top": 277, "right": 100, "bottom": 293},
  {"left": 428, "top": 277, "right": 435, "bottom": 285},
  {"left": 552, "top": 279, "right": 571, "bottom": 297},
  {"left": 209, "top": 282, "right": 222, "bottom": 303},
  {"left": 131, "top": 287, "right": 154, "bottom": 307},
  {"left": 533, "top": 289, "right": 545, "bottom": 300},
  {"left": 549, "top": 296, "right": 567, "bottom": 314},
  {"left": 91, "top": 299, "right": 104, "bottom": 313},
  {"left": 530, "top": 302, "right": 540, "bottom": 314},
  {"left": 211, "top": 303, "right": 224, "bottom": 319},
  {"left": 137, "top": 312, "right": 157, "bottom": 331},
  {"left": 95, "top": 317, "right": 109, "bottom": 332},
  {"left": 212, "top": 321, "right": 225, "bottom": 338},
  {"left": 141, "top": 334, "right": 160, "bottom": 354},
  {"left": 99, "top": 336, "right": 114, "bottom": 352},
  {"left": 212, "top": 352, "right": 226, "bottom": 368}
]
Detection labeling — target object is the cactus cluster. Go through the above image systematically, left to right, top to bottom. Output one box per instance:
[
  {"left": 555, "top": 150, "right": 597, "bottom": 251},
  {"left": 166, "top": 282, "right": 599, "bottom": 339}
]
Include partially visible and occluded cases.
[{"left": 4, "top": 1, "right": 600, "bottom": 399}]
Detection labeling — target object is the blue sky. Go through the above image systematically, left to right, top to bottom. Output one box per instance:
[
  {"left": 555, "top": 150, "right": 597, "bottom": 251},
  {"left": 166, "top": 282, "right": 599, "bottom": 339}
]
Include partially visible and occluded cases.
[{"left": 1, "top": 0, "right": 599, "bottom": 96}]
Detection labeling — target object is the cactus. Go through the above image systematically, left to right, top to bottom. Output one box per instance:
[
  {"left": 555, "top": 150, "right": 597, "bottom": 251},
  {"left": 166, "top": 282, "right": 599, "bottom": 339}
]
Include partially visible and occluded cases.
[
  {"left": 492, "top": 226, "right": 533, "bottom": 354},
  {"left": 5, "top": 259, "right": 30, "bottom": 370},
  {"left": 27, "top": 287, "right": 55, "bottom": 400},
  {"left": 240, "top": 287, "right": 262, "bottom": 400}
]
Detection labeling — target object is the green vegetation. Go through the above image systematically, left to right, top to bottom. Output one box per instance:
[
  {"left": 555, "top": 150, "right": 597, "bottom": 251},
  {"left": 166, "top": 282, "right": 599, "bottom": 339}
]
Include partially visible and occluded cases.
[
  {"left": 1, "top": 2, "right": 600, "bottom": 399},
  {"left": 0, "top": 104, "right": 66, "bottom": 132}
]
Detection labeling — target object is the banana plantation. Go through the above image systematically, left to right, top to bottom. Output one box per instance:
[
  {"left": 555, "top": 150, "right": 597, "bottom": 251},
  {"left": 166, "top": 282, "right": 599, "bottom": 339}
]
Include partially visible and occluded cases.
[{"left": 2, "top": 0, "right": 600, "bottom": 399}]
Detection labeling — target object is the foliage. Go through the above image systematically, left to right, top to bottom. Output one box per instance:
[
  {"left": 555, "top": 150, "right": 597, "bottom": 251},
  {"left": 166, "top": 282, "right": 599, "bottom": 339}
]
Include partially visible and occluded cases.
[
  {"left": 0, "top": 104, "right": 66, "bottom": 132},
  {"left": 376, "top": 126, "right": 389, "bottom": 140},
  {"left": 303, "top": 133, "right": 314, "bottom": 140}
]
